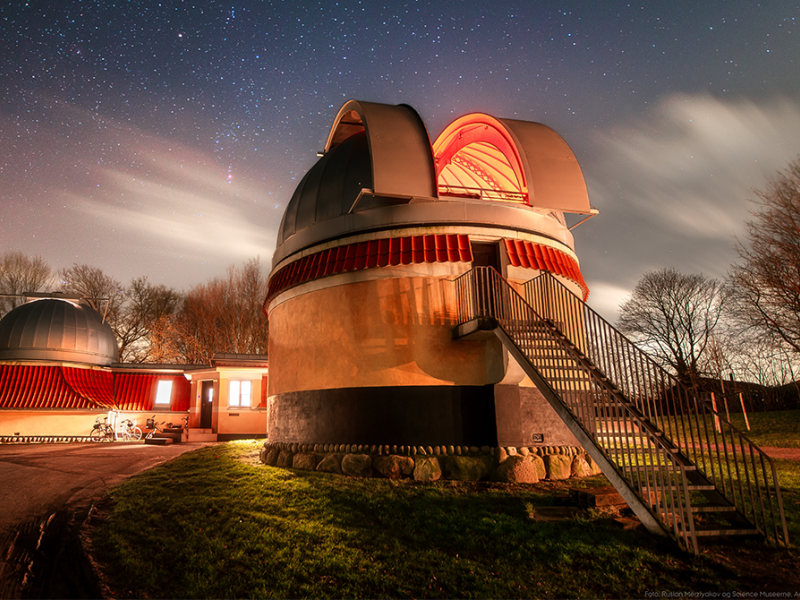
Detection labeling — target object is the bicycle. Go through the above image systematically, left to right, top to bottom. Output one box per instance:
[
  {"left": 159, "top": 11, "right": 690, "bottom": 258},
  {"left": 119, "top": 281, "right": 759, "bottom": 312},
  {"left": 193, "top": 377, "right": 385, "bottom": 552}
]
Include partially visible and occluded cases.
[
  {"left": 167, "top": 415, "right": 190, "bottom": 431},
  {"left": 144, "top": 416, "right": 165, "bottom": 439},
  {"left": 90, "top": 417, "right": 115, "bottom": 442},
  {"left": 118, "top": 418, "right": 142, "bottom": 441}
]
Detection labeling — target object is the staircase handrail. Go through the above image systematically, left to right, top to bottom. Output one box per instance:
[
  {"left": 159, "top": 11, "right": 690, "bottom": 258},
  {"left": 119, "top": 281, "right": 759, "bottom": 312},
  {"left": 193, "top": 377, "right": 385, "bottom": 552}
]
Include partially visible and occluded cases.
[
  {"left": 453, "top": 267, "right": 788, "bottom": 549},
  {"left": 524, "top": 270, "right": 789, "bottom": 547}
]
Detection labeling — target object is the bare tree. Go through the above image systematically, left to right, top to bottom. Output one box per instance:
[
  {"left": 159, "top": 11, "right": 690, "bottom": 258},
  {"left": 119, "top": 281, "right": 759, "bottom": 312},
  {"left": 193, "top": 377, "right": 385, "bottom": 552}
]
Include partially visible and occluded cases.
[
  {"left": 730, "top": 157, "right": 800, "bottom": 354},
  {"left": 0, "top": 252, "right": 54, "bottom": 317},
  {"left": 151, "top": 258, "right": 269, "bottom": 364},
  {"left": 58, "top": 264, "right": 124, "bottom": 318},
  {"left": 618, "top": 268, "right": 727, "bottom": 386},
  {"left": 115, "top": 277, "right": 183, "bottom": 363}
]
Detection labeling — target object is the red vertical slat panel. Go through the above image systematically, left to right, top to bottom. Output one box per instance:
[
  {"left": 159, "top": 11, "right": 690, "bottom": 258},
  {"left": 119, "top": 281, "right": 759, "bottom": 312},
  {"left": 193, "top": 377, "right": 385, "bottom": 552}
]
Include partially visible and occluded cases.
[
  {"left": 435, "top": 234, "right": 448, "bottom": 262},
  {"left": 423, "top": 235, "right": 436, "bottom": 263},
  {"left": 446, "top": 235, "right": 460, "bottom": 262},
  {"left": 458, "top": 235, "right": 472, "bottom": 262},
  {"left": 411, "top": 236, "right": 424, "bottom": 263},
  {"left": 389, "top": 237, "right": 402, "bottom": 266},
  {"left": 377, "top": 238, "right": 391, "bottom": 267},
  {"left": 503, "top": 239, "right": 519, "bottom": 267},
  {"left": 366, "top": 240, "right": 380, "bottom": 269},
  {"left": 516, "top": 240, "right": 530, "bottom": 268},
  {"left": 354, "top": 242, "right": 368, "bottom": 270},
  {"left": 525, "top": 242, "right": 539, "bottom": 271},
  {"left": 344, "top": 243, "right": 357, "bottom": 271},
  {"left": 531, "top": 244, "right": 545, "bottom": 270},
  {"left": 333, "top": 245, "right": 348, "bottom": 273},
  {"left": 317, "top": 249, "right": 332, "bottom": 279},
  {"left": 319, "top": 249, "right": 334, "bottom": 277},
  {"left": 302, "top": 254, "right": 318, "bottom": 283},
  {"left": 260, "top": 375, "right": 268, "bottom": 408},
  {"left": 172, "top": 376, "right": 191, "bottom": 411}
]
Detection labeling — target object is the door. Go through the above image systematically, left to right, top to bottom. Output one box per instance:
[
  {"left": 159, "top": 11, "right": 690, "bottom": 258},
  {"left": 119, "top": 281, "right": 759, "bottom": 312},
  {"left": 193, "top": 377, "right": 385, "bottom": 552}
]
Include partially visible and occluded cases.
[
  {"left": 471, "top": 242, "right": 502, "bottom": 318},
  {"left": 471, "top": 242, "right": 501, "bottom": 270},
  {"left": 200, "top": 381, "right": 214, "bottom": 429}
]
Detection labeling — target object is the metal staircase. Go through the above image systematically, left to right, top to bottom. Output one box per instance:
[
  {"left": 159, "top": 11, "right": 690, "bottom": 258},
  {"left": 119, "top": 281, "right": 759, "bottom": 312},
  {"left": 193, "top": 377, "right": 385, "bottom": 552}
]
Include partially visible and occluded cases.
[{"left": 452, "top": 267, "right": 789, "bottom": 554}]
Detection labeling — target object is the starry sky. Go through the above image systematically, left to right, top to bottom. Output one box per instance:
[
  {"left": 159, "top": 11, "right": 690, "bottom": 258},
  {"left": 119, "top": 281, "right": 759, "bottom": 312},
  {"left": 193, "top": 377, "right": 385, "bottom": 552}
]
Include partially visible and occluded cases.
[{"left": 2, "top": 1, "right": 799, "bottom": 321}]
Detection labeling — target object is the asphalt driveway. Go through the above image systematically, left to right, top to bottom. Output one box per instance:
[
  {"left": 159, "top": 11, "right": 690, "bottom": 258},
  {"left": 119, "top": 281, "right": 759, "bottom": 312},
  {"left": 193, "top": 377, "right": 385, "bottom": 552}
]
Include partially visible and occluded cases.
[{"left": 0, "top": 440, "right": 218, "bottom": 598}]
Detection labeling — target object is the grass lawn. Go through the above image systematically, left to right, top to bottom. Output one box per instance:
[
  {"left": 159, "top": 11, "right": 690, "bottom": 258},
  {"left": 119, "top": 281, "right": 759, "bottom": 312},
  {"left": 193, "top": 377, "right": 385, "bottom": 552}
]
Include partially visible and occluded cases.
[
  {"left": 661, "top": 409, "right": 800, "bottom": 449},
  {"left": 724, "top": 410, "right": 800, "bottom": 448},
  {"left": 90, "top": 440, "right": 800, "bottom": 599}
]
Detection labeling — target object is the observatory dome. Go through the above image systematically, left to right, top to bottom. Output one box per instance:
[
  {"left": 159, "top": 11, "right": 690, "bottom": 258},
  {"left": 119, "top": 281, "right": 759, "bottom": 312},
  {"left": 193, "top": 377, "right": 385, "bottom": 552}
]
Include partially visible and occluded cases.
[{"left": 0, "top": 298, "right": 119, "bottom": 366}]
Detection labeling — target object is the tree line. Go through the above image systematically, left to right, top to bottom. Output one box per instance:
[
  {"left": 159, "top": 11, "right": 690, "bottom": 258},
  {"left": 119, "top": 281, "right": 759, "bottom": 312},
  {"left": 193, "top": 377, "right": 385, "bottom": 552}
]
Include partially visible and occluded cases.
[
  {"left": 618, "top": 157, "right": 800, "bottom": 401},
  {"left": 0, "top": 255, "right": 269, "bottom": 364}
]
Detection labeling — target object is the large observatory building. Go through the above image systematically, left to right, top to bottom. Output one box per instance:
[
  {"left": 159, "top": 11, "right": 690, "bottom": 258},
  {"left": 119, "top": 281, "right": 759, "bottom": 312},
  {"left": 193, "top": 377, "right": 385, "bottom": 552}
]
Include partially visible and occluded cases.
[{"left": 264, "top": 100, "right": 595, "bottom": 450}]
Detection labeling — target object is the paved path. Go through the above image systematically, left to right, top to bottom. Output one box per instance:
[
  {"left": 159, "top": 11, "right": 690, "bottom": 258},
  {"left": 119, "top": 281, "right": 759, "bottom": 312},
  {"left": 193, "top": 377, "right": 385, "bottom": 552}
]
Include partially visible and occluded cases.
[
  {"left": 0, "top": 440, "right": 218, "bottom": 598},
  {"left": 760, "top": 446, "right": 800, "bottom": 461}
]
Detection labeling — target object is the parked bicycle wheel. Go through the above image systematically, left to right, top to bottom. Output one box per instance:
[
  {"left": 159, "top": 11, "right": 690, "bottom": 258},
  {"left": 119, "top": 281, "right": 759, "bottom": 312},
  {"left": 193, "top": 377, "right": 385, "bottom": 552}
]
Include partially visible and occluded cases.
[
  {"left": 131, "top": 426, "right": 142, "bottom": 441},
  {"left": 90, "top": 428, "right": 105, "bottom": 442}
]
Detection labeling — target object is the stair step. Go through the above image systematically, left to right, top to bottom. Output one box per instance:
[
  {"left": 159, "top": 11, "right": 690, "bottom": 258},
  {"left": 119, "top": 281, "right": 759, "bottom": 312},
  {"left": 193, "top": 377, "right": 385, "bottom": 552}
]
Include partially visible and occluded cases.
[
  {"left": 187, "top": 432, "right": 218, "bottom": 442},
  {"left": 144, "top": 437, "right": 173, "bottom": 445},
  {"left": 627, "top": 465, "right": 697, "bottom": 472},
  {"left": 659, "top": 484, "right": 717, "bottom": 491},
  {"left": 690, "top": 505, "right": 737, "bottom": 513},
  {"left": 690, "top": 528, "right": 760, "bottom": 538}
]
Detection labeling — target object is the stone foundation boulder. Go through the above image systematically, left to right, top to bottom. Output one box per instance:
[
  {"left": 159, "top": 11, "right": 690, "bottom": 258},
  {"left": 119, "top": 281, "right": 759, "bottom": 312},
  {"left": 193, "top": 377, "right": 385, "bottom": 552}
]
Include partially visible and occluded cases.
[
  {"left": 264, "top": 448, "right": 279, "bottom": 466},
  {"left": 276, "top": 450, "right": 294, "bottom": 468},
  {"left": 292, "top": 452, "right": 317, "bottom": 471},
  {"left": 316, "top": 453, "right": 344, "bottom": 474},
  {"left": 342, "top": 453, "right": 373, "bottom": 477},
  {"left": 544, "top": 454, "right": 572, "bottom": 480},
  {"left": 570, "top": 454, "right": 592, "bottom": 478},
  {"left": 586, "top": 454, "right": 603, "bottom": 476},
  {"left": 373, "top": 455, "right": 414, "bottom": 479},
  {"left": 445, "top": 455, "right": 493, "bottom": 481},
  {"left": 494, "top": 455, "right": 539, "bottom": 483},
  {"left": 530, "top": 455, "right": 546, "bottom": 480},
  {"left": 413, "top": 456, "right": 442, "bottom": 481}
]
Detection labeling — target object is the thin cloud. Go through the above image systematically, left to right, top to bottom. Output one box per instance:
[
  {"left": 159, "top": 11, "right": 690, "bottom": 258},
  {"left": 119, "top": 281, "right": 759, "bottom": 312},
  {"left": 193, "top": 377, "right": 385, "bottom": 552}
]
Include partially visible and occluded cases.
[{"left": 578, "top": 93, "right": 800, "bottom": 322}]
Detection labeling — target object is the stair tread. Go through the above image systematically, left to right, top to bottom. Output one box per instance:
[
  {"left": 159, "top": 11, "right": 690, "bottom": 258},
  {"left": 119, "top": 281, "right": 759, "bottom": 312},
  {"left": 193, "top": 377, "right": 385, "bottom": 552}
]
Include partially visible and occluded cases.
[
  {"left": 690, "top": 505, "right": 737, "bottom": 513},
  {"left": 689, "top": 528, "right": 760, "bottom": 537}
]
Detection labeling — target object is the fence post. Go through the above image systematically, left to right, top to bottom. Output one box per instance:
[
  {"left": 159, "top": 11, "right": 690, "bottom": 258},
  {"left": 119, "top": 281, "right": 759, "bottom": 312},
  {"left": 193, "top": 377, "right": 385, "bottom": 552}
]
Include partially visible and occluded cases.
[
  {"left": 711, "top": 392, "right": 721, "bottom": 433},
  {"left": 739, "top": 392, "right": 750, "bottom": 431}
]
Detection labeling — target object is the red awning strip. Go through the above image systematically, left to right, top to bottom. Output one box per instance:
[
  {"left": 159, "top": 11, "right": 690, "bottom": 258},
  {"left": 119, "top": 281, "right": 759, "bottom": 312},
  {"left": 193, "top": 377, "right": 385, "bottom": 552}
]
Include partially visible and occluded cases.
[
  {"left": 266, "top": 233, "right": 475, "bottom": 302},
  {"left": 504, "top": 239, "right": 589, "bottom": 300},
  {"left": 0, "top": 365, "right": 192, "bottom": 412}
]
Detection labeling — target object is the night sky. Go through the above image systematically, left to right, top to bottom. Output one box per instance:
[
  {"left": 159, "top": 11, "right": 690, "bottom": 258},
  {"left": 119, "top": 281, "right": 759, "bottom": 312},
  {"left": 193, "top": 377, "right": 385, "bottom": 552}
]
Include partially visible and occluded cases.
[{"left": 2, "top": 1, "right": 799, "bottom": 320}]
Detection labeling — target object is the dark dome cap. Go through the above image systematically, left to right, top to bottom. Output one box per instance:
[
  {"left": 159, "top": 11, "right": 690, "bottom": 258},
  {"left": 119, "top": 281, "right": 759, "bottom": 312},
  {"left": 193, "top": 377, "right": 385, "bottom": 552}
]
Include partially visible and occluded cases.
[{"left": 0, "top": 298, "right": 119, "bottom": 366}]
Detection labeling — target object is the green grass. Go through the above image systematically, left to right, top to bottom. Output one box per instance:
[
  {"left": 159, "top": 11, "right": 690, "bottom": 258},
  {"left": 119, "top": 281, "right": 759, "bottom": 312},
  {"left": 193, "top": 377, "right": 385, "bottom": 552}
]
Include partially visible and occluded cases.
[
  {"left": 658, "top": 409, "right": 800, "bottom": 448},
  {"left": 726, "top": 410, "right": 800, "bottom": 448},
  {"left": 94, "top": 441, "right": 745, "bottom": 599}
]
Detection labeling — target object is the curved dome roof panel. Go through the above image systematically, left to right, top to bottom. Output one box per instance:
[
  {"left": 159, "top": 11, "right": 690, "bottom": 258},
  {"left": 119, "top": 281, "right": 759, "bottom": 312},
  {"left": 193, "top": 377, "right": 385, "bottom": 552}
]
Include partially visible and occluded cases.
[
  {"left": 325, "top": 100, "right": 437, "bottom": 199},
  {"left": 499, "top": 118, "right": 592, "bottom": 214},
  {"left": 277, "top": 130, "right": 373, "bottom": 248},
  {"left": 315, "top": 131, "right": 372, "bottom": 222},
  {"left": 0, "top": 299, "right": 119, "bottom": 366}
]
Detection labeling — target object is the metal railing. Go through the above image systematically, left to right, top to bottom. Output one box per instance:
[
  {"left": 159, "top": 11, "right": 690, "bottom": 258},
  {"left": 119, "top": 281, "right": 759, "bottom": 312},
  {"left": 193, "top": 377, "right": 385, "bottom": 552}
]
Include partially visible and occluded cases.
[
  {"left": 438, "top": 184, "right": 528, "bottom": 204},
  {"left": 454, "top": 267, "right": 789, "bottom": 552}
]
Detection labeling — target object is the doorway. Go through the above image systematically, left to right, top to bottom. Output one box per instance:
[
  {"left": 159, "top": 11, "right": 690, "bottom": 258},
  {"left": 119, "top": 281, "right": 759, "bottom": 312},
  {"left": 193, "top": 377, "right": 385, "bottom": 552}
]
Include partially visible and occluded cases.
[
  {"left": 470, "top": 241, "right": 501, "bottom": 271},
  {"left": 470, "top": 241, "right": 503, "bottom": 317},
  {"left": 200, "top": 381, "right": 214, "bottom": 429}
]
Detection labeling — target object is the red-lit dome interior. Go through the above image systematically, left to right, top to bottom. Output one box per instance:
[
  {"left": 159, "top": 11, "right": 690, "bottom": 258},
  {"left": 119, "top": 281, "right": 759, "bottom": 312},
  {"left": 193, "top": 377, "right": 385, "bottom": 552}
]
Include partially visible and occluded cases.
[{"left": 433, "top": 114, "right": 528, "bottom": 204}]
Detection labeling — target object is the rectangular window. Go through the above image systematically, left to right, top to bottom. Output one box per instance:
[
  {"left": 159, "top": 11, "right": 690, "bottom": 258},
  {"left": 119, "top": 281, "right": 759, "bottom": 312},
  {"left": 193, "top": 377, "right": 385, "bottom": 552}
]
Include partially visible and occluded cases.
[
  {"left": 154, "top": 380, "right": 173, "bottom": 405},
  {"left": 229, "top": 380, "right": 252, "bottom": 407}
]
